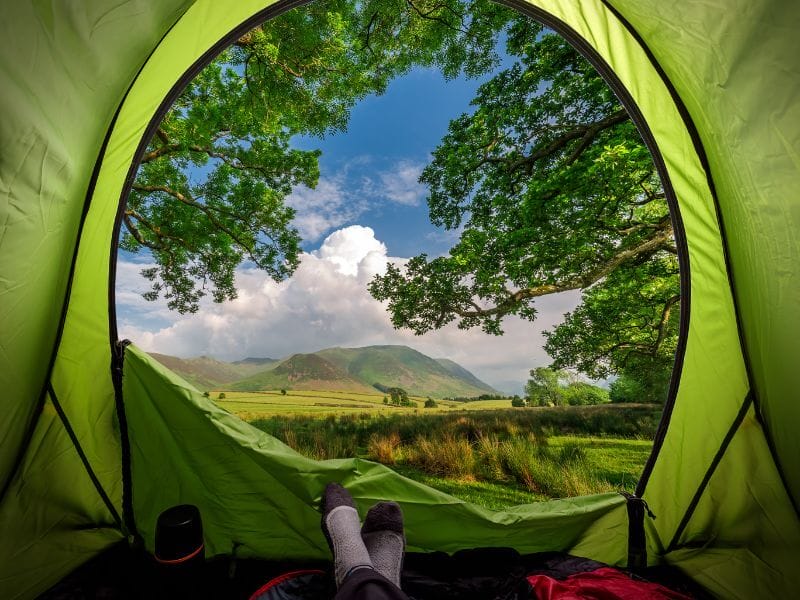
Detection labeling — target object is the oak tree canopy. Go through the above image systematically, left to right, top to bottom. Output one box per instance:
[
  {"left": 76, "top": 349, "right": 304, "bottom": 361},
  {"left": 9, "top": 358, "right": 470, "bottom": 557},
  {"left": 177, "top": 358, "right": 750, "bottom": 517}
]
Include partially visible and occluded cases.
[
  {"left": 124, "top": 0, "right": 512, "bottom": 313},
  {"left": 368, "top": 20, "right": 679, "bottom": 398}
]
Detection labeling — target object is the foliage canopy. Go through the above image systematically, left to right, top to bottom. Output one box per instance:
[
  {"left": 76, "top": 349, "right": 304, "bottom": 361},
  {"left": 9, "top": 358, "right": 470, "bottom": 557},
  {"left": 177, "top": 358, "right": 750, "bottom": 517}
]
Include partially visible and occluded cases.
[
  {"left": 125, "top": 0, "right": 513, "bottom": 313},
  {"left": 369, "top": 20, "right": 679, "bottom": 395}
]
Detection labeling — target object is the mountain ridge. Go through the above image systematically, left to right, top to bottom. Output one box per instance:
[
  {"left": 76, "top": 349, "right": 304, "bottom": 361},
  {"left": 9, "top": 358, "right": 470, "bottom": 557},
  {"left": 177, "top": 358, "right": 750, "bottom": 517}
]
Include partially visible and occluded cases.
[{"left": 149, "top": 345, "right": 498, "bottom": 398}]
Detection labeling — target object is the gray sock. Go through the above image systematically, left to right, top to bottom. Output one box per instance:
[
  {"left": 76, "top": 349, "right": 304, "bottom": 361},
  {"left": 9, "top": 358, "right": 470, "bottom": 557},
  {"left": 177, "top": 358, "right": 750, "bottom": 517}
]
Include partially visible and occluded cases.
[
  {"left": 322, "top": 483, "right": 373, "bottom": 586},
  {"left": 361, "top": 502, "right": 405, "bottom": 587}
]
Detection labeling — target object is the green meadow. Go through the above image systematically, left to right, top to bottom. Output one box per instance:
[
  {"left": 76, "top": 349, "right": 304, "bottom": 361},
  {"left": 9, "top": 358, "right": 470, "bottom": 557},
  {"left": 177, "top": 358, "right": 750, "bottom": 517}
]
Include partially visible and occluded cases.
[{"left": 215, "top": 390, "right": 659, "bottom": 510}]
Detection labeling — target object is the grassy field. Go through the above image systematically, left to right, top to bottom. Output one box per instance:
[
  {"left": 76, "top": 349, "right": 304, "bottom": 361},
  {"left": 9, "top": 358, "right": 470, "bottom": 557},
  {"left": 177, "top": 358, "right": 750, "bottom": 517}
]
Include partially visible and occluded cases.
[
  {"left": 214, "top": 389, "right": 468, "bottom": 420},
  {"left": 214, "top": 390, "right": 660, "bottom": 509}
]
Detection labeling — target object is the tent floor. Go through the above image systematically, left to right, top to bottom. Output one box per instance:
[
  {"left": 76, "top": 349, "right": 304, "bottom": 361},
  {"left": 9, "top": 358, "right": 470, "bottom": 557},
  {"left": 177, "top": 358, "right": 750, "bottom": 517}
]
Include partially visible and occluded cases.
[{"left": 38, "top": 542, "right": 711, "bottom": 599}]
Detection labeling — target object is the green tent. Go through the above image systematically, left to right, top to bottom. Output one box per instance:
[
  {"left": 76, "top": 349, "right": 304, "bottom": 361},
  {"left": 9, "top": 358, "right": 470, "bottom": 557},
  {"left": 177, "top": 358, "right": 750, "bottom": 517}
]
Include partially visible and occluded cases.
[{"left": 1, "top": 1, "right": 798, "bottom": 598}]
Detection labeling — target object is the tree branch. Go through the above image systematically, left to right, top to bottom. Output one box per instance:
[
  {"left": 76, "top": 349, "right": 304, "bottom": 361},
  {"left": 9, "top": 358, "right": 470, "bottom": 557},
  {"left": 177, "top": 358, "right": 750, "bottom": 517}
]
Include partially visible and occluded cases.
[
  {"left": 481, "top": 109, "right": 628, "bottom": 174},
  {"left": 132, "top": 184, "right": 265, "bottom": 263},
  {"left": 452, "top": 224, "right": 674, "bottom": 320},
  {"left": 653, "top": 294, "right": 680, "bottom": 351}
]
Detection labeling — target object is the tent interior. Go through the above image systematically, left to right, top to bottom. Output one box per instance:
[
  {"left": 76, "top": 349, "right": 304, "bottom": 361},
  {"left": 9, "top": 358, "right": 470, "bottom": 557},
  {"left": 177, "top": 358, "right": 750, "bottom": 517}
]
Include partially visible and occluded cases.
[{"left": 1, "top": 1, "right": 798, "bottom": 599}]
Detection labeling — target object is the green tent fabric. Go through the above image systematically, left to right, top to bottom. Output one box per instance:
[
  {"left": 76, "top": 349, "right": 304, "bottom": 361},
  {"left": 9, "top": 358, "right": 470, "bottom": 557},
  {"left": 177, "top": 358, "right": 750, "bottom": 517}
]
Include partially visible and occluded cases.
[{"left": 0, "top": 1, "right": 797, "bottom": 598}]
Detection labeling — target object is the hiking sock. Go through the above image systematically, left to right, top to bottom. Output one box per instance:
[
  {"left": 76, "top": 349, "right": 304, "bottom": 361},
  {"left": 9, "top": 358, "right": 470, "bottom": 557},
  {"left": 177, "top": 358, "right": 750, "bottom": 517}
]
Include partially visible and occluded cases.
[
  {"left": 321, "top": 483, "right": 373, "bottom": 587},
  {"left": 361, "top": 501, "right": 405, "bottom": 587}
]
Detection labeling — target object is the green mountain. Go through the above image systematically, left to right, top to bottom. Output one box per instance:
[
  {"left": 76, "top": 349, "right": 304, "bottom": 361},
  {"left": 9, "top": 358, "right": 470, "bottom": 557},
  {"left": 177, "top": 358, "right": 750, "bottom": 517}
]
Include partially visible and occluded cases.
[
  {"left": 149, "top": 345, "right": 499, "bottom": 398},
  {"left": 315, "top": 345, "right": 498, "bottom": 398},
  {"left": 147, "top": 353, "right": 250, "bottom": 390},
  {"left": 229, "top": 353, "right": 375, "bottom": 393},
  {"left": 233, "top": 357, "right": 280, "bottom": 370},
  {"left": 434, "top": 358, "right": 497, "bottom": 393}
]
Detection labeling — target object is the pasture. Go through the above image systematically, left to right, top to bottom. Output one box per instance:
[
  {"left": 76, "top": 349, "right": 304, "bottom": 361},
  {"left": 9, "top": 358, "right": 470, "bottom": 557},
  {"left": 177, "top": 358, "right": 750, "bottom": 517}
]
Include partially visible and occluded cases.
[{"left": 214, "top": 390, "right": 660, "bottom": 509}]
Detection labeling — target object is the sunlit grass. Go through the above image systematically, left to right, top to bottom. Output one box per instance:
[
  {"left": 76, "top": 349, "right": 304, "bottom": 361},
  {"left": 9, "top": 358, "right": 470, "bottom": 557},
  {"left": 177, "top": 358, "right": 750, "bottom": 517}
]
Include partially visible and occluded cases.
[{"left": 240, "top": 404, "right": 659, "bottom": 509}]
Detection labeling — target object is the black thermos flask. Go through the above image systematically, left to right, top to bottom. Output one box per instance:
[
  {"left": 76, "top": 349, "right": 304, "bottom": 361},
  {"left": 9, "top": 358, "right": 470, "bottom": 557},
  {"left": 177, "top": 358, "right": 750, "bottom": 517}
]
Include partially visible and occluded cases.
[{"left": 154, "top": 504, "right": 206, "bottom": 599}]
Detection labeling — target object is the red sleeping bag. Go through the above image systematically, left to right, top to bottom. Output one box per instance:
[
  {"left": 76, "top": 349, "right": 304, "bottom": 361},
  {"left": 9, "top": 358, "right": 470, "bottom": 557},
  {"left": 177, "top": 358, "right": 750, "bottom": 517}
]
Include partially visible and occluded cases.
[{"left": 528, "top": 566, "right": 693, "bottom": 600}]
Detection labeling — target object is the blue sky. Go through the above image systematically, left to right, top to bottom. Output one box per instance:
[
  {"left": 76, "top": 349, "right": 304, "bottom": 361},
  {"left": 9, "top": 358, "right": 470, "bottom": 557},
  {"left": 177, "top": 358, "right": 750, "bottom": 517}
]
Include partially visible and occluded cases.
[
  {"left": 116, "top": 41, "right": 579, "bottom": 395},
  {"left": 290, "top": 65, "right": 494, "bottom": 256}
]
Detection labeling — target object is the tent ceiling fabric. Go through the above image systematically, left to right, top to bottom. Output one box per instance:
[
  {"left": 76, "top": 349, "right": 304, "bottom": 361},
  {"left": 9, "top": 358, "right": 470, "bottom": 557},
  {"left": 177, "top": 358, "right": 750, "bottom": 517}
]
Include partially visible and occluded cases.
[{"left": 1, "top": 1, "right": 797, "bottom": 599}]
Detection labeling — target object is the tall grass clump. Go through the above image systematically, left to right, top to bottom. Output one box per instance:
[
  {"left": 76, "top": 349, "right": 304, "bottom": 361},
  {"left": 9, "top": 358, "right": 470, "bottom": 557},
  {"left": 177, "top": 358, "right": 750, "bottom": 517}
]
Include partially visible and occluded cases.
[
  {"left": 368, "top": 433, "right": 402, "bottom": 464},
  {"left": 407, "top": 435, "right": 476, "bottom": 478},
  {"left": 491, "top": 436, "right": 612, "bottom": 498}
]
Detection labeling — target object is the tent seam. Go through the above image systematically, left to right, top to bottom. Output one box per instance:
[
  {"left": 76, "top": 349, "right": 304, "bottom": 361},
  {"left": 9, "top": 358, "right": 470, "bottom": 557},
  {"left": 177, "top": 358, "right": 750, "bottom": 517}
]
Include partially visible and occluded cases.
[
  {"left": 0, "top": 27, "right": 135, "bottom": 505},
  {"left": 47, "top": 382, "right": 125, "bottom": 532},
  {"left": 665, "top": 391, "right": 753, "bottom": 552}
]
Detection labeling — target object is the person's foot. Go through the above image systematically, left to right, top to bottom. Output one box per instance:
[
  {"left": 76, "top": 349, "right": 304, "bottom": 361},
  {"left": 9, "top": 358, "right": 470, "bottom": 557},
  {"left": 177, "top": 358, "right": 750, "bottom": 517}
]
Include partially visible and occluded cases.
[
  {"left": 321, "top": 483, "right": 373, "bottom": 586},
  {"left": 361, "top": 501, "right": 405, "bottom": 587}
]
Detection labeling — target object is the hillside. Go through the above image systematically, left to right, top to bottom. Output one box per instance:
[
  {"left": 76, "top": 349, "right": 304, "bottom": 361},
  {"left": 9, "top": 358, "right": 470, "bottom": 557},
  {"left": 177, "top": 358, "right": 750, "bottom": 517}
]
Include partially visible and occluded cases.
[
  {"left": 149, "top": 345, "right": 499, "bottom": 398},
  {"left": 315, "top": 345, "right": 498, "bottom": 398},
  {"left": 148, "top": 353, "right": 248, "bottom": 390},
  {"left": 229, "top": 353, "right": 375, "bottom": 393},
  {"left": 233, "top": 357, "right": 280, "bottom": 371},
  {"left": 434, "top": 358, "right": 497, "bottom": 394}
]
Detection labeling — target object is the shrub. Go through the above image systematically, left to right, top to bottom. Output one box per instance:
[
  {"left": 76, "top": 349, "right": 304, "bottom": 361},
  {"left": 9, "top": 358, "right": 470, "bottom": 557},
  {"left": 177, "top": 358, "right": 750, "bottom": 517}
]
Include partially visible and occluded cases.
[
  {"left": 280, "top": 389, "right": 287, "bottom": 396},
  {"left": 202, "top": 391, "right": 210, "bottom": 398},
  {"left": 218, "top": 392, "right": 226, "bottom": 400},
  {"left": 511, "top": 396, "right": 525, "bottom": 407},
  {"left": 424, "top": 398, "right": 437, "bottom": 408},
  {"left": 368, "top": 433, "right": 402, "bottom": 464},
  {"left": 406, "top": 435, "right": 475, "bottom": 478}
]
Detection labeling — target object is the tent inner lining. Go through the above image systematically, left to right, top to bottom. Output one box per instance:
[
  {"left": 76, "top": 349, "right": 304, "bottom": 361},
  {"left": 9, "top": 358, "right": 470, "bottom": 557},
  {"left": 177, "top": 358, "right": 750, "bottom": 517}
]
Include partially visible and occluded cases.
[
  {"left": 597, "top": 0, "right": 797, "bottom": 522},
  {"left": 48, "top": 382, "right": 124, "bottom": 531},
  {"left": 666, "top": 390, "right": 754, "bottom": 552}
]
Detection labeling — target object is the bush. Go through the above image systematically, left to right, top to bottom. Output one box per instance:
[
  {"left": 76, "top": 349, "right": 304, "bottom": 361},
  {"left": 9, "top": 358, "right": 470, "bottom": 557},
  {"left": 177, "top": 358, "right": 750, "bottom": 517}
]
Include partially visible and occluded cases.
[
  {"left": 563, "top": 382, "right": 609, "bottom": 405},
  {"left": 280, "top": 389, "right": 287, "bottom": 396},
  {"left": 202, "top": 391, "right": 210, "bottom": 398},
  {"left": 218, "top": 392, "right": 226, "bottom": 400},
  {"left": 511, "top": 396, "right": 525, "bottom": 407},
  {"left": 424, "top": 398, "right": 438, "bottom": 408},
  {"left": 368, "top": 433, "right": 401, "bottom": 464},
  {"left": 406, "top": 435, "right": 475, "bottom": 478}
]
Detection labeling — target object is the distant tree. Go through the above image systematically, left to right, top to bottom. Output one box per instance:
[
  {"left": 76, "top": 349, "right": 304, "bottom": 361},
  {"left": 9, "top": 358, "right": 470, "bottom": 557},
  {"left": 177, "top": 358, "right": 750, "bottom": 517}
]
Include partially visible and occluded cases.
[
  {"left": 525, "top": 367, "right": 567, "bottom": 406},
  {"left": 562, "top": 382, "right": 609, "bottom": 405},
  {"left": 387, "top": 387, "right": 409, "bottom": 406},
  {"left": 280, "top": 388, "right": 287, "bottom": 396},
  {"left": 202, "top": 391, "right": 210, "bottom": 398},
  {"left": 218, "top": 392, "right": 226, "bottom": 400},
  {"left": 511, "top": 395, "right": 525, "bottom": 407},
  {"left": 383, "top": 396, "right": 389, "bottom": 405},
  {"left": 424, "top": 398, "right": 438, "bottom": 408}
]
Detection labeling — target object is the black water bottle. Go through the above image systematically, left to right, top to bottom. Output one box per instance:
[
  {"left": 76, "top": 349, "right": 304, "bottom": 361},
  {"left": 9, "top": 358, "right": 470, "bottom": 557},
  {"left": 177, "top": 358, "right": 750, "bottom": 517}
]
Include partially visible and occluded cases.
[{"left": 154, "top": 504, "right": 206, "bottom": 599}]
